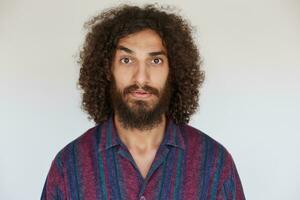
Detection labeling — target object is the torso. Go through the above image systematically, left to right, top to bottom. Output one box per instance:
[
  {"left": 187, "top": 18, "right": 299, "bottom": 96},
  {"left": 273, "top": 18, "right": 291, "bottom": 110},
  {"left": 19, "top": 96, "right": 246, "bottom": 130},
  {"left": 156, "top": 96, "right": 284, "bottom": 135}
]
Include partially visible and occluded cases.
[{"left": 130, "top": 148, "right": 158, "bottom": 179}]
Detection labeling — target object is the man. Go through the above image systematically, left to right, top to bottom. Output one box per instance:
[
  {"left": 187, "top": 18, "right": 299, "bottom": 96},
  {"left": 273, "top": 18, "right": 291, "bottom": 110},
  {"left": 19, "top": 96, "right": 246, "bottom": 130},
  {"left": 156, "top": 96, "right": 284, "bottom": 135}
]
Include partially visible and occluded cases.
[{"left": 41, "top": 4, "right": 245, "bottom": 200}]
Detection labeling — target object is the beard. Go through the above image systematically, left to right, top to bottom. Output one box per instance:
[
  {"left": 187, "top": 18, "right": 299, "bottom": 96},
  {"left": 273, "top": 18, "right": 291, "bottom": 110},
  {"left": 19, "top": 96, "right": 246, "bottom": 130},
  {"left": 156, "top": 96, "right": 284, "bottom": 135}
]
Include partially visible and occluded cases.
[{"left": 110, "top": 77, "right": 172, "bottom": 131}]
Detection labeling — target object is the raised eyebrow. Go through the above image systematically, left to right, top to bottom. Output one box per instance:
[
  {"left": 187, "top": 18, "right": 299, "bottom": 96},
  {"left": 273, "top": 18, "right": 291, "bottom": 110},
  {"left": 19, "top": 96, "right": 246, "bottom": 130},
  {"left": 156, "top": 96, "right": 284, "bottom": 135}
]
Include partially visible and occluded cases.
[
  {"left": 116, "top": 45, "right": 134, "bottom": 54},
  {"left": 116, "top": 46, "right": 167, "bottom": 57},
  {"left": 148, "top": 50, "right": 167, "bottom": 57}
]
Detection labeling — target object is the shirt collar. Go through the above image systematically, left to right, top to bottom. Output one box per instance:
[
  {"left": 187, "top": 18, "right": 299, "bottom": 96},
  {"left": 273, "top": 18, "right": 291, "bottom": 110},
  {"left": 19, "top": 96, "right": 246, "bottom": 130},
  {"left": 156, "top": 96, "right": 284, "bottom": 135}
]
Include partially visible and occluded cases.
[{"left": 98, "top": 114, "right": 186, "bottom": 152}]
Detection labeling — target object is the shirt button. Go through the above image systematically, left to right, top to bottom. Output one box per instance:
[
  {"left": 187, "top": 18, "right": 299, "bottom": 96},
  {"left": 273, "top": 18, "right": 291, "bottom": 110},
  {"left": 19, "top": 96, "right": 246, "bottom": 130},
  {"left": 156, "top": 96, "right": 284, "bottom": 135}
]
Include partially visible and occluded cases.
[{"left": 140, "top": 196, "right": 146, "bottom": 200}]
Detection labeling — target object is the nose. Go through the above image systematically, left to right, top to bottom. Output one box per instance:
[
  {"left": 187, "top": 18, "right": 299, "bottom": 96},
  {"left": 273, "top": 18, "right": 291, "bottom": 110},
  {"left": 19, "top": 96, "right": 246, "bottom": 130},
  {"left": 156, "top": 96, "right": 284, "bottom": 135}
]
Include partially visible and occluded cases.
[{"left": 133, "top": 62, "right": 150, "bottom": 87}]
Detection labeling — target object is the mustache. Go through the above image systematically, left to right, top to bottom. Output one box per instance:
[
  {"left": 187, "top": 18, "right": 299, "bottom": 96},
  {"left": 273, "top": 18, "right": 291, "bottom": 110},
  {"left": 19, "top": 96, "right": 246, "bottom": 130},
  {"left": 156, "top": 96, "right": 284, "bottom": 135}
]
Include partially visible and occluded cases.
[{"left": 123, "top": 84, "right": 159, "bottom": 97}]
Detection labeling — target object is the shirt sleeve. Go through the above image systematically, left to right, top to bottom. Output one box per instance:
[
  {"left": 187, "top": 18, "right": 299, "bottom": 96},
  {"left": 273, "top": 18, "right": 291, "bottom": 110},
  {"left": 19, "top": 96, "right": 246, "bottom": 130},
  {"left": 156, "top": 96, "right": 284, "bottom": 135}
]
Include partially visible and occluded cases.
[
  {"left": 41, "top": 153, "right": 66, "bottom": 200},
  {"left": 220, "top": 153, "right": 246, "bottom": 200}
]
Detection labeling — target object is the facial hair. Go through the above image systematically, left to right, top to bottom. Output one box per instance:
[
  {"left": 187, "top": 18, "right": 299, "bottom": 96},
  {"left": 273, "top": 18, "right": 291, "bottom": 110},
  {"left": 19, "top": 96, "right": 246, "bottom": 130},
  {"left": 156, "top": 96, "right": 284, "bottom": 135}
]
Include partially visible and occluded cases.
[{"left": 110, "top": 77, "right": 171, "bottom": 131}]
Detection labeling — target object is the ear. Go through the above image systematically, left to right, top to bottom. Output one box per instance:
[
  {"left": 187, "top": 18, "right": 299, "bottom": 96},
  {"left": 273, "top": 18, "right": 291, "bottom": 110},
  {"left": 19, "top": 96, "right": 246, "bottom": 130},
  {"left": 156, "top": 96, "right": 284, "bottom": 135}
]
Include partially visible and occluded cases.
[
  {"left": 105, "top": 58, "right": 113, "bottom": 81},
  {"left": 106, "top": 63, "right": 113, "bottom": 81},
  {"left": 106, "top": 72, "right": 112, "bottom": 81}
]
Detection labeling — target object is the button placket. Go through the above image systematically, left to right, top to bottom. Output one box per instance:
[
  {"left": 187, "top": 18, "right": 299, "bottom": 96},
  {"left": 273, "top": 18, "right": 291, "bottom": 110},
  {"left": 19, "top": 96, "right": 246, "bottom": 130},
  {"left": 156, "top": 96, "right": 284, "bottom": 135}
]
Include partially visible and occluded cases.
[{"left": 140, "top": 196, "right": 146, "bottom": 200}]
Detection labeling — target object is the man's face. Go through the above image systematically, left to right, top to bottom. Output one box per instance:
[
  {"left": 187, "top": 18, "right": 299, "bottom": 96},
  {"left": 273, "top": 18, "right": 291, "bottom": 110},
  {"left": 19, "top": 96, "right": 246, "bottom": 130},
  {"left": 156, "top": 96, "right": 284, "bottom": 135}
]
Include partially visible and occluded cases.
[{"left": 111, "top": 29, "right": 171, "bottom": 130}]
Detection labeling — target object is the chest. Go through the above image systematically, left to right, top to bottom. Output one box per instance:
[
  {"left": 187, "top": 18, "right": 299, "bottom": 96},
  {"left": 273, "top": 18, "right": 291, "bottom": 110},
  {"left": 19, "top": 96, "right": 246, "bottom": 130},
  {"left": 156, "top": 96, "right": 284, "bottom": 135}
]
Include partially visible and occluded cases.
[
  {"left": 67, "top": 145, "right": 220, "bottom": 200},
  {"left": 129, "top": 149, "right": 158, "bottom": 179}
]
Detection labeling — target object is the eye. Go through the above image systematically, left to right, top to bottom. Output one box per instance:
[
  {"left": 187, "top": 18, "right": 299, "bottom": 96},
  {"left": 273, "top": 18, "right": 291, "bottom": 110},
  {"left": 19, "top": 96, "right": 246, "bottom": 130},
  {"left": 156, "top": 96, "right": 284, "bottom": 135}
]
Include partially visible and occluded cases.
[
  {"left": 120, "top": 57, "right": 132, "bottom": 64},
  {"left": 151, "top": 58, "right": 163, "bottom": 65}
]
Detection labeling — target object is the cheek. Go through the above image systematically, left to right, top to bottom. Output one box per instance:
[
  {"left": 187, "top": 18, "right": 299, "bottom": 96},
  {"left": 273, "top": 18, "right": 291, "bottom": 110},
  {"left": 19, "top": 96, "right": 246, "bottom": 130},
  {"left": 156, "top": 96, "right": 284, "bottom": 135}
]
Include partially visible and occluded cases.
[
  {"left": 151, "top": 68, "right": 169, "bottom": 86},
  {"left": 112, "top": 70, "right": 131, "bottom": 90}
]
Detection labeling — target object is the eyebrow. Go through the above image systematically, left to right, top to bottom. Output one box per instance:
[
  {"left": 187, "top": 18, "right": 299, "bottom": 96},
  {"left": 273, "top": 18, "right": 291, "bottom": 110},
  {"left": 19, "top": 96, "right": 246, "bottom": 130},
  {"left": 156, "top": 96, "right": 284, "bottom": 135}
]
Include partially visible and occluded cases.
[
  {"left": 116, "top": 45, "right": 167, "bottom": 56},
  {"left": 116, "top": 45, "right": 134, "bottom": 54}
]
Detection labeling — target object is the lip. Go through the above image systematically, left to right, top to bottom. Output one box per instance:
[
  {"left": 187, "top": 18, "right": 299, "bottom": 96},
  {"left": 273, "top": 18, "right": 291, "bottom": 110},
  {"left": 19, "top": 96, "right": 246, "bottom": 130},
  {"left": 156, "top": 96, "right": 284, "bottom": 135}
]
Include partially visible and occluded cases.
[{"left": 130, "top": 91, "right": 152, "bottom": 99}]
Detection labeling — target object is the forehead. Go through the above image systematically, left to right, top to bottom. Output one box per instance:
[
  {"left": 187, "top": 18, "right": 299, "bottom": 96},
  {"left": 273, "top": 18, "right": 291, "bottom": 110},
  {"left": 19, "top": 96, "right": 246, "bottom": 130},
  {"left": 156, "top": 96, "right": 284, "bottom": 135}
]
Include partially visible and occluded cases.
[{"left": 117, "top": 29, "right": 166, "bottom": 52}]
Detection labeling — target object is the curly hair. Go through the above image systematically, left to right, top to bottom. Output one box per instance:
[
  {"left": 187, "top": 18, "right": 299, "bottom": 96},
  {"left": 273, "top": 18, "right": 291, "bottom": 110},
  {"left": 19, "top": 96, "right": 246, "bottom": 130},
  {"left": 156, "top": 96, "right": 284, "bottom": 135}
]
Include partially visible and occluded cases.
[{"left": 77, "top": 4, "right": 205, "bottom": 125}]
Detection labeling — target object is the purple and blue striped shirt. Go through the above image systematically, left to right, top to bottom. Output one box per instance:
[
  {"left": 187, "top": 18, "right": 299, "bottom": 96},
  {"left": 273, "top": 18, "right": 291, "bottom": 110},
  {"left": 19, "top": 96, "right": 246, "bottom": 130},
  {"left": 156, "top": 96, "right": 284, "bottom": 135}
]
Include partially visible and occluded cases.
[{"left": 41, "top": 116, "right": 245, "bottom": 199}]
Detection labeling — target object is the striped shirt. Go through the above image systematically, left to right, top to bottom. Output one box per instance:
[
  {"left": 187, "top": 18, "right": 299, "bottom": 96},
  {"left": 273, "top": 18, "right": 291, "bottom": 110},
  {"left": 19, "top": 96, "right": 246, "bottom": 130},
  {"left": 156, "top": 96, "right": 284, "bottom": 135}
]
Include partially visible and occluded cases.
[{"left": 41, "top": 115, "right": 245, "bottom": 200}]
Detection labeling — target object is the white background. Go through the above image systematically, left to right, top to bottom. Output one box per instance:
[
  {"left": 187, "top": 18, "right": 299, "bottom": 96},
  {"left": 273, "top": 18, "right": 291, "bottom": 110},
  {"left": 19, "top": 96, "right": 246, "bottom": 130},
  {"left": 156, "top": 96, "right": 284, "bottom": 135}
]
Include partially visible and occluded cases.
[{"left": 1, "top": 0, "right": 300, "bottom": 199}]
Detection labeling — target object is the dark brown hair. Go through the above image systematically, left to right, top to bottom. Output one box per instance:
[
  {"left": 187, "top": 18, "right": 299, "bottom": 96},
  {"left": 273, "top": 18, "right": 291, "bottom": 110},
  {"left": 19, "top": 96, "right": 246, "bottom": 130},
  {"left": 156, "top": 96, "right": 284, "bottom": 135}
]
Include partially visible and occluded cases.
[{"left": 77, "top": 4, "right": 205, "bottom": 125}]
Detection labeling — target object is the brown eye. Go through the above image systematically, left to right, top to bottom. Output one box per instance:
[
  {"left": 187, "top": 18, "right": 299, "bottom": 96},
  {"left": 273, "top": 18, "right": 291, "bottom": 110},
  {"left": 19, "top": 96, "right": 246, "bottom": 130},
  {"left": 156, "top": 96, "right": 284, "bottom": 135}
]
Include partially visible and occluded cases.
[
  {"left": 120, "top": 57, "right": 132, "bottom": 64},
  {"left": 152, "top": 58, "right": 162, "bottom": 64}
]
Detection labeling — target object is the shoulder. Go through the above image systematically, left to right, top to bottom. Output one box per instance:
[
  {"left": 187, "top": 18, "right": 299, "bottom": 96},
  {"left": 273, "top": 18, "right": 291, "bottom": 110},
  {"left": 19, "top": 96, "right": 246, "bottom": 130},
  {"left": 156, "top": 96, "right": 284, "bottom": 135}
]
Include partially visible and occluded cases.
[
  {"left": 179, "top": 123, "right": 234, "bottom": 164},
  {"left": 179, "top": 124, "right": 245, "bottom": 198},
  {"left": 180, "top": 124, "right": 226, "bottom": 151},
  {"left": 53, "top": 125, "right": 101, "bottom": 163}
]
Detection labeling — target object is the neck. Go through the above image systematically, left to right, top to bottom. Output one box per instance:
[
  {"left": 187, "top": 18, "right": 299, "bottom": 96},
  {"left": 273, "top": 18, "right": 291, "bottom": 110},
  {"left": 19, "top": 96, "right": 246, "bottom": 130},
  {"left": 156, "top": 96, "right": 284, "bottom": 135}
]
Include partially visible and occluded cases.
[{"left": 114, "top": 114, "right": 167, "bottom": 152}]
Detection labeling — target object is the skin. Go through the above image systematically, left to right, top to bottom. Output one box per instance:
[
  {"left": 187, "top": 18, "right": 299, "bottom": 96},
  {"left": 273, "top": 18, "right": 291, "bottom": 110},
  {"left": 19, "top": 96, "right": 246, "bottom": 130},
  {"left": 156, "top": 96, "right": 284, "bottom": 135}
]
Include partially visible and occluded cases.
[{"left": 111, "top": 29, "right": 169, "bottom": 178}]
